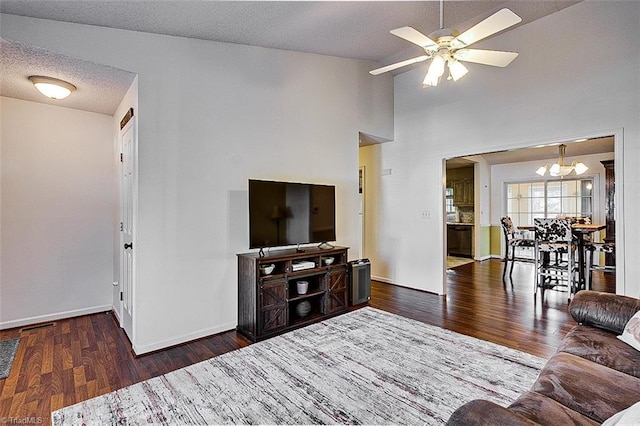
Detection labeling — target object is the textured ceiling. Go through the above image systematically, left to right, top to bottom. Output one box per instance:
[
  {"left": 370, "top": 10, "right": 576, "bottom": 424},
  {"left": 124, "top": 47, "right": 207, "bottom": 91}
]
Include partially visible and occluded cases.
[
  {"left": 0, "top": 1, "right": 580, "bottom": 116},
  {"left": 0, "top": 1, "right": 581, "bottom": 62},
  {"left": 0, "top": 38, "right": 136, "bottom": 115}
]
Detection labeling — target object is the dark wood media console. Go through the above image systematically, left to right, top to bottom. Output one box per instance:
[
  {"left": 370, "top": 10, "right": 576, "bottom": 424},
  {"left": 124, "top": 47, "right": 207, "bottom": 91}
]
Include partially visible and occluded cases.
[{"left": 237, "top": 246, "right": 349, "bottom": 341}]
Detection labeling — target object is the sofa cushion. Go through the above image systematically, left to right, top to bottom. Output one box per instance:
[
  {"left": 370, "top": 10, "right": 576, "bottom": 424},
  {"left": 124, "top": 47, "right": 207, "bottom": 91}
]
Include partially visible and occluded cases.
[
  {"left": 570, "top": 291, "right": 640, "bottom": 335},
  {"left": 618, "top": 310, "right": 640, "bottom": 352},
  {"left": 558, "top": 325, "right": 640, "bottom": 378},
  {"left": 532, "top": 352, "right": 640, "bottom": 423},
  {"left": 509, "top": 391, "right": 599, "bottom": 425},
  {"left": 446, "top": 400, "right": 538, "bottom": 425}
]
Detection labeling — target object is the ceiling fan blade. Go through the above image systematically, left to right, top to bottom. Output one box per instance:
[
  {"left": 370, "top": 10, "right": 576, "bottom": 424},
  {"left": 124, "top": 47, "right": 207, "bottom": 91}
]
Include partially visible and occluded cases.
[
  {"left": 451, "top": 8, "right": 522, "bottom": 49},
  {"left": 390, "top": 26, "right": 438, "bottom": 50},
  {"left": 454, "top": 49, "right": 519, "bottom": 67},
  {"left": 369, "top": 55, "right": 429, "bottom": 75}
]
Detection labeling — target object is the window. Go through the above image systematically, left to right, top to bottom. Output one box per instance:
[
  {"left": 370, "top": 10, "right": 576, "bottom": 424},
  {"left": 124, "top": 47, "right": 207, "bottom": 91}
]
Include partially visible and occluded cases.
[
  {"left": 506, "top": 179, "right": 593, "bottom": 227},
  {"left": 445, "top": 187, "right": 456, "bottom": 222}
]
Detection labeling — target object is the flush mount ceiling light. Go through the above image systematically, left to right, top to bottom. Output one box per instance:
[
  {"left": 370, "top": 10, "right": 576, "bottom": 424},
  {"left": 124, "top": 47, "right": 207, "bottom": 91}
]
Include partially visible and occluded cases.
[
  {"left": 370, "top": 0, "right": 521, "bottom": 88},
  {"left": 28, "top": 75, "right": 76, "bottom": 100},
  {"left": 536, "top": 144, "right": 588, "bottom": 177}
]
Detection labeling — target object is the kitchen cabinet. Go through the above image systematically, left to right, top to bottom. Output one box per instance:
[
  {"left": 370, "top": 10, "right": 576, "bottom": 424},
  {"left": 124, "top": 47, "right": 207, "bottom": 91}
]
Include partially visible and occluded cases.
[{"left": 450, "top": 178, "right": 474, "bottom": 207}]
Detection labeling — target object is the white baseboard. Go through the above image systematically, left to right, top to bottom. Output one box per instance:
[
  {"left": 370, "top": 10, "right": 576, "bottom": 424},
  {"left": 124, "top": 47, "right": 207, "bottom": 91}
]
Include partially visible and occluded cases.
[
  {"left": 475, "top": 255, "right": 493, "bottom": 261},
  {"left": 371, "top": 275, "right": 397, "bottom": 286},
  {"left": 371, "top": 275, "right": 444, "bottom": 295},
  {"left": 0, "top": 304, "right": 112, "bottom": 330},
  {"left": 112, "top": 305, "right": 123, "bottom": 327},
  {"left": 132, "top": 321, "right": 237, "bottom": 355}
]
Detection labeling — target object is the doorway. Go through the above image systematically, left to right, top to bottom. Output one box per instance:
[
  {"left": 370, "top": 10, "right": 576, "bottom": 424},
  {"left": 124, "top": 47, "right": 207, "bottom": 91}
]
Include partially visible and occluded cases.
[
  {"left": 119, "top": 113, "right": 137, "bottom": 341},
  {"left": 358, "top": 132, "right": 392, "bottom": 278},
  {"left": 442, "top": 134, "right": 623, "bottom": 295},
  {"left": 445, "top": 159, "right": 476, "bottom": 270}
]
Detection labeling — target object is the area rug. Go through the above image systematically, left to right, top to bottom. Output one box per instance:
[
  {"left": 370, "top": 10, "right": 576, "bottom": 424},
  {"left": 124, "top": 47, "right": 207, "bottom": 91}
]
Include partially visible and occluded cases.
[
  {"left": 52, "top": 308, "right": 545, "bottom": 425},
  {"left": 0, "top": 338, "right": 20, "bottom": 380}
]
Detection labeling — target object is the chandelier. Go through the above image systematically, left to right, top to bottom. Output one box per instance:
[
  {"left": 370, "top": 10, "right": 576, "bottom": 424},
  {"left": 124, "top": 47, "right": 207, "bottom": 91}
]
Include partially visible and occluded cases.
[{"left": 536, "top": 144, "right": 588, "bottom": 177}]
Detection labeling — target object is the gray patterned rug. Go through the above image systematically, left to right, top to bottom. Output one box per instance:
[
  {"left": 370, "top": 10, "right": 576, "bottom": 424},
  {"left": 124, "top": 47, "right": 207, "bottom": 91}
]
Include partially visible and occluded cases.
[
  {"left": 52, "top": 308, "right": 545, "bottom": 425},
  {"left": 0, "top": 338, "right": 20, "bottom": 380}
]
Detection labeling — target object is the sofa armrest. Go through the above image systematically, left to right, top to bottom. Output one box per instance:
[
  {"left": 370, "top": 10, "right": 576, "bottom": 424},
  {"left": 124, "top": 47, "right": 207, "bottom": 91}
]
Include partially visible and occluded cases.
[
  {"left": 570, "top": 290, "right": 640, "bottom": 335},
  {"left": 446, "top": 400, "right": 538, "bottom": 425}
]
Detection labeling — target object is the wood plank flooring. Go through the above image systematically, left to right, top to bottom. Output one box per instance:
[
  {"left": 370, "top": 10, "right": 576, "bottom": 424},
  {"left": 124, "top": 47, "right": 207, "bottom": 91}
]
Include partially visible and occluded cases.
[{"left": 0, "top": 258, "right": 615, "bottom": 424}]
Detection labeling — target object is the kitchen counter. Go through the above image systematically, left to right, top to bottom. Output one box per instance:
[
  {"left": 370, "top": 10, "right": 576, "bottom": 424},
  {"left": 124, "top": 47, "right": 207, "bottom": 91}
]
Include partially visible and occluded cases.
[{"left": 447, "top": 222, "right": 474, "bottom": 226}]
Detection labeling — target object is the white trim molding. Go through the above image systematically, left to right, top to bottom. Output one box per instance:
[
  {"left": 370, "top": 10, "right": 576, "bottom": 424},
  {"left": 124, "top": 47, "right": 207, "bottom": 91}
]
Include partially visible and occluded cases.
[
  {"left": 0, "top": 305, "right": 112, "bottom": 330},
  {"left": 132, "top": 321, "right": 237, "bottom": 356}
]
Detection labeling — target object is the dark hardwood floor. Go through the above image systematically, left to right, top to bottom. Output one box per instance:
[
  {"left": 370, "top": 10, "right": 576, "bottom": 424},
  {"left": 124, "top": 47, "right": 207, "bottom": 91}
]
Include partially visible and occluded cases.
[
  {"left": 0, "top": 258, "right": 615, "bottom": 424},
  {"left": 370, "top": 259, "right": 614, "bottom": 358}
]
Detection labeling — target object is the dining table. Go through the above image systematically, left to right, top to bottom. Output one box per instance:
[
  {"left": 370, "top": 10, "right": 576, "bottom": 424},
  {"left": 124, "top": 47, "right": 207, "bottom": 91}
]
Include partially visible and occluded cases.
[{"left": 519, "top": 223, "right": 606, "bottom": 289}]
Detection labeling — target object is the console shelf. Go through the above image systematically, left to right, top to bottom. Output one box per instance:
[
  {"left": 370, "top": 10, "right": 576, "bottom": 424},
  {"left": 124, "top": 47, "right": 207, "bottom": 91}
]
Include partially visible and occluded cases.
[
  {"left": 237, "top": 246, "right": 349, "bottom": 342},
  {"left": 288, "top": 289, "right": 324, "bottom": 303}
]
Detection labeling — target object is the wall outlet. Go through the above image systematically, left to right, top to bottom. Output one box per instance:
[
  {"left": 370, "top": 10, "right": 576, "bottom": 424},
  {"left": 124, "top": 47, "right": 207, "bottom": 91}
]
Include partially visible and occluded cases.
[{"left": 421, "top": 210, "right": 431, "bottom": 219}]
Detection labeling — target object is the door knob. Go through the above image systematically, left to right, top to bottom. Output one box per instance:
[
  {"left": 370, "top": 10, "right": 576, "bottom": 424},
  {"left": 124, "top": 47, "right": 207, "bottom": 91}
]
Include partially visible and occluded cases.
[{"left": 124, "top": 242, "right": 133, "bottom": 250}]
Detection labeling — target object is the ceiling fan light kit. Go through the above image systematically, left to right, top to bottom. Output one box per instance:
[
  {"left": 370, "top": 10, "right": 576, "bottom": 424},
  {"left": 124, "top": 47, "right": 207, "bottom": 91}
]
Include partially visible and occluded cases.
[
  {"left": 371, "top": 1, "right": 522, "bottom": 89},
  {"left": 423, "top": 55, "right": 445, "bottom": 87},
  {"left": 448, "top": 60, "right": 468, "bottom": 81}
]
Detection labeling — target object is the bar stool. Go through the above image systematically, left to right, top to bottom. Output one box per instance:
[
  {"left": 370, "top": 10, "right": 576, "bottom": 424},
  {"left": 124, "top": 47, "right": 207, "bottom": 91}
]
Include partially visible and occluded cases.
[
  {"left": 500, "top": 216, "right": 535, "bottom": 280},
  {"left": 534, "top": 218, "right": 579, "bottom": 299},
  {"left": 585, "top": 242, "right": 615, "bottom": 290}
]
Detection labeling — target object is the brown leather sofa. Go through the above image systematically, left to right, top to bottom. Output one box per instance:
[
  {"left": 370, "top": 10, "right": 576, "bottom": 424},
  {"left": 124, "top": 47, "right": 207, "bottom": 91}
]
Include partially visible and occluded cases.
[{"left": 447, "top": 291, "right": 640, "bottom": 425}]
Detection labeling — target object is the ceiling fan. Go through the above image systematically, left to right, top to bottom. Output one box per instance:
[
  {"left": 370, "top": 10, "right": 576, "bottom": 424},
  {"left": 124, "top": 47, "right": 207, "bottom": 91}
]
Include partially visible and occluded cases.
[{"left": 370, "top": 1, "right": 522, "bottom": 87}]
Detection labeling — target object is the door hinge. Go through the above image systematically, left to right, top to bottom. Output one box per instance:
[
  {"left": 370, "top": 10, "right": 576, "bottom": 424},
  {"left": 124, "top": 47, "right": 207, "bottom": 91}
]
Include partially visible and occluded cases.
[
  {"left": 120, "top": 153, "right": 123, "bottom": 162},
  {"left": 120, "top": 291, "right": 123, "bottom": 301}
]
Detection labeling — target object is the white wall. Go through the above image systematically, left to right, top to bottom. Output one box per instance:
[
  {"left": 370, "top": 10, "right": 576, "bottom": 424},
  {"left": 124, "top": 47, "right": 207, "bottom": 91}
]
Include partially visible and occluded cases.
[
  {"left": 374, "top": 1, "right": 639, "bottom": 295},
  {"left": 1, "top": 14, "right": 394, "bottom": 352},
  {"left": 0, "top": 97, "right": 114, "bottom": 328},
  {"left": 469, "top": 157, "right": 492, "bottom": 259}
]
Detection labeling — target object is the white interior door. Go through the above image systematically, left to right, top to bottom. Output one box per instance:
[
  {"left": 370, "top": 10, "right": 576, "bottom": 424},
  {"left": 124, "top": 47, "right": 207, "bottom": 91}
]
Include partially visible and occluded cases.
[{"left": 120, "top": 119, "right": 136, "bottom": 341}]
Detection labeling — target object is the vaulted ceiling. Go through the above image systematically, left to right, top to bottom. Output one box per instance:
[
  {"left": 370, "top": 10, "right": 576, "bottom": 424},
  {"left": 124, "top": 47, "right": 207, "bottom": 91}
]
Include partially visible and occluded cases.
[
  {"left": 1, "top": 0, "right": 603, "bottom": 172},
  {"left": 0, "top": 1, "right": 581, "bottom": 115},
  {"left": 1, "top": 1, "right": 580, "bottom": 63}
]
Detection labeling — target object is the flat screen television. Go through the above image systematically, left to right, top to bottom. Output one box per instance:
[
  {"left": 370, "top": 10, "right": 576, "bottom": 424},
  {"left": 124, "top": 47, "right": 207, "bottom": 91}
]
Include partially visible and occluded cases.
[{"left": 249, "top": 179, "right": 336, "bottom": 249}]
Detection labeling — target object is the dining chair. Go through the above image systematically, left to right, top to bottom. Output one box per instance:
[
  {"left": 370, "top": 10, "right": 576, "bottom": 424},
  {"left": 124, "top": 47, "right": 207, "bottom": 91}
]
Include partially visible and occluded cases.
[
  {"left": 500, "top": 216, "right": 535, "bottom": 280},
  {"left": 534, "top": 218, "right": 579, "bottom": 299},
  {"left": 585, "top": 242, "right": 616, "bottom": 290}
]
